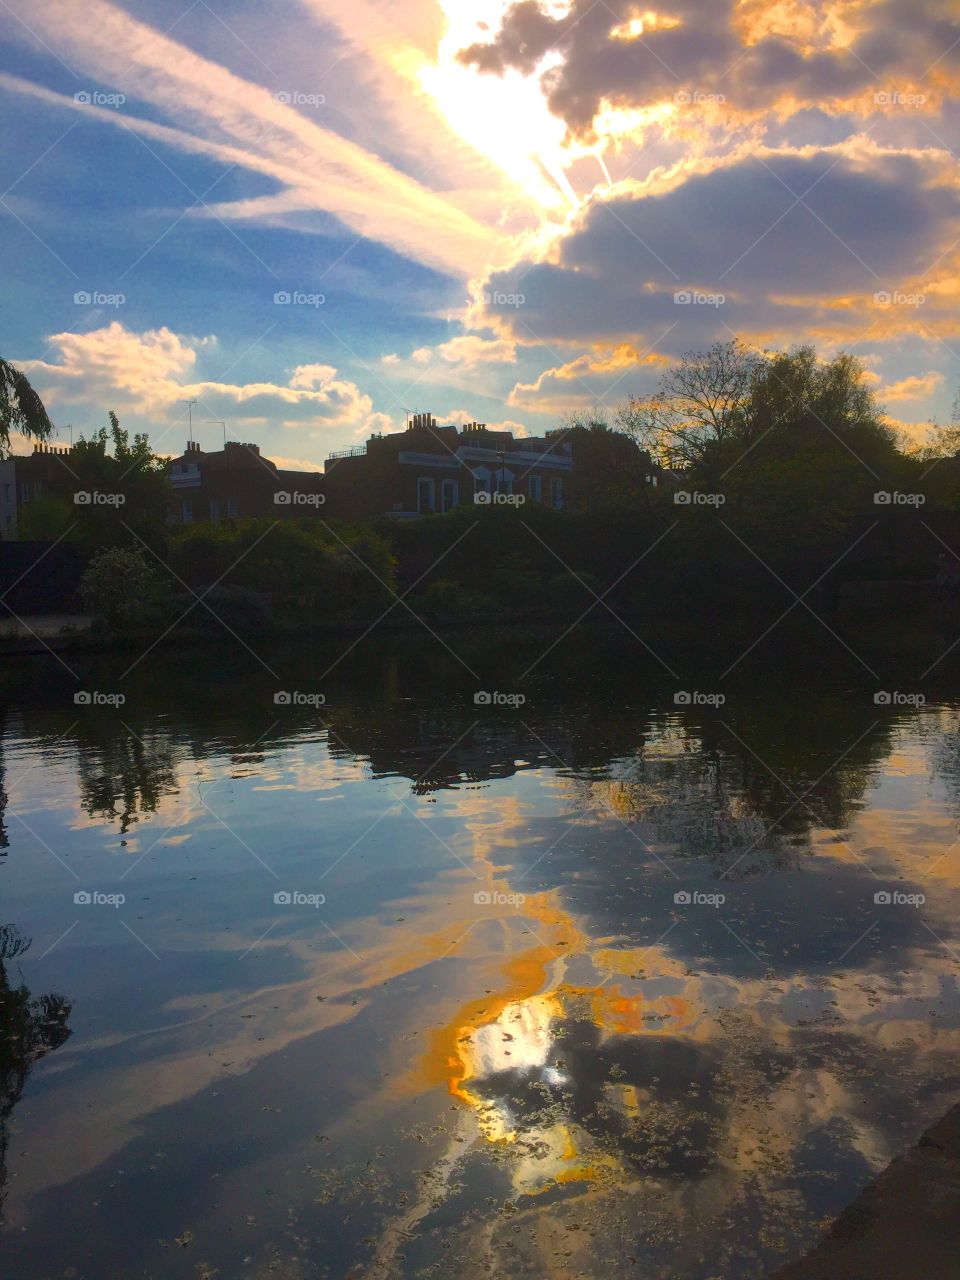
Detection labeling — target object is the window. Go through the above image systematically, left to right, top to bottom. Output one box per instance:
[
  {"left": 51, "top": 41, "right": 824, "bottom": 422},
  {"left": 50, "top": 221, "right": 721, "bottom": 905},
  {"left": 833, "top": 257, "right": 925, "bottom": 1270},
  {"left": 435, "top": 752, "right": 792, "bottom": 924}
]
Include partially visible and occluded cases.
[
  {"left": 473, "top": 467, "right": 491, "bottom": 495},
  {"left": 495, "top": 468, "right": 514, "bottom": 495},
  {"left": 528, "top": 475, "right": 541, "bottom": 502},
  {"left": 417, "top": 477, "right": 435, "bottom": 514},
  {"left": 550, "top": 477, "right": 564, "bottom": 509},
  {"left": 441, "top": 479, "right": 458, "bottom": 513},
  {"left": 20, "top": 483, "right": 30, "bottom": 504},
  {"left": 226, "top": 497, "right": 238, "bottom": 517},
  {"left": 209, "top": 498, "right": 221, "bottom": 521},
  {"left": 181, "top": 500, "right": 193, "bottom": 524}
]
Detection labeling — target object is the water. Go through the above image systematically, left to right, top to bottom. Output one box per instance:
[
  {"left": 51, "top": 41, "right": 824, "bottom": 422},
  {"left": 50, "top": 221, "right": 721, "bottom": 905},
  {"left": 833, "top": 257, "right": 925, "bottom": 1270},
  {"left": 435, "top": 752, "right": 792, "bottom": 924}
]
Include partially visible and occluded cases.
[{"left": 2, "top": 630, "right": 960, "bottom": 1278}]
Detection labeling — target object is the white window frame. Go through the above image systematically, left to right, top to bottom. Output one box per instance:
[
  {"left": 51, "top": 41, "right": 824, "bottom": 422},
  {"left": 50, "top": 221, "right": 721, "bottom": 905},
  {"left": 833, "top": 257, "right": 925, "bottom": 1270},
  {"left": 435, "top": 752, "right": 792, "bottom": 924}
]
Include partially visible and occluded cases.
[
  {"left": 528, "top": 475, "right": 541, "bottom": 501},
  {"left": 550, "top": 477, "right": 564, "bottom": 509},
  {"left": 440, "top": 478, "right": 459, "bottom": 512}
]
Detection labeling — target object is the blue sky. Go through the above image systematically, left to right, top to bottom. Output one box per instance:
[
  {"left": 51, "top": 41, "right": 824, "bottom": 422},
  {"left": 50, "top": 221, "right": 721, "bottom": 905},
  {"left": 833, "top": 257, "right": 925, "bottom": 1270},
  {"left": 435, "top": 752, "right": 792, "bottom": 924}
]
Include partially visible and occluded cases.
[{"left": 1, "top": 0, "right": 959, "bottom": 468}]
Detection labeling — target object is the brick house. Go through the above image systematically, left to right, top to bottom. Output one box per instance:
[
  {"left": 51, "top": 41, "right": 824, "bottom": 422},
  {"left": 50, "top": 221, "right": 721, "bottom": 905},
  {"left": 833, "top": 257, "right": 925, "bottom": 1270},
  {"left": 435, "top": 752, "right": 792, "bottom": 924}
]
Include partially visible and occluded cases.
[
  {"left": 323, "top": 415, "right": 573, "bottom": 520},
  {"left": 167, "top": 441, "right": 325, "bottom": 524},
  {"left": 0, "top": 444, "right": 77, "bottom": 539}
]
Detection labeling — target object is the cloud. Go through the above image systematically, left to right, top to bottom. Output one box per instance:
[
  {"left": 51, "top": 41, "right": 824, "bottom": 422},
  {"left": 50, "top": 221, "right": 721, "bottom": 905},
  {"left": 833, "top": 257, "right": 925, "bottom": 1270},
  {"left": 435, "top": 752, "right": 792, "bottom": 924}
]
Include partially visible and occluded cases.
[
  {"left": 0, "top": 0, "right": 505, "bottom": 279},
  {"left": 459, "top": 0, "right": 960, "bottom": 140},
  {"left": 477, "top": 145, "right": 960, "bottom": 354},
  {"left": 20, "top": 322, "right": 377, "bottom": 434},
  {"left": 382, "top": 333, "right": 517, "bottom": 373},
  {"left": 509, "top": 343, "right": 670, "bottom": 412},
  {"left": 879, "top": 371, "right": 946, "bottom": 402},
  {"left": 443, "top": 408, "right": 531, "bottom": 436},
  {"left": 268, "top": 452, "right": 325, "bottom": 472}
]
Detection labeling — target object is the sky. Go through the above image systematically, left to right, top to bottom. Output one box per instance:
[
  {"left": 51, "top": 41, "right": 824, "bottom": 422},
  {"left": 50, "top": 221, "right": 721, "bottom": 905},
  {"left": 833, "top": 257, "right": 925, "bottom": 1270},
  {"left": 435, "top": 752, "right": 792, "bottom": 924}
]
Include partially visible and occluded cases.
[{"left": 1, "top": 0, "right": 958, "bottom": 469}]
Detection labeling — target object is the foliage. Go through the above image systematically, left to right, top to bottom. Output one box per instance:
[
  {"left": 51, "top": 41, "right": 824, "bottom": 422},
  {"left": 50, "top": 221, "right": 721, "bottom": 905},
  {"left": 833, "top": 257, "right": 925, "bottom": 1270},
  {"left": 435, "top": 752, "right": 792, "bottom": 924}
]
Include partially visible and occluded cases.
[
  {"left": 619, "top": 341, "right": 761, "bottom": 469},
  {"left": 0, "top": 357, "right": 52, "bottom": 456},
  {"left": 67, "top": 412, "right": 169, "bottom": 550},
  {"left": 560, "top": 414, "right": 657, "bottom": 511},
  {"left": 16, "top": 494, "right": 77, "bottom": 542},
  {"left": 168, "top": 518, "right": 397, "bottom": 621},
  {"left": 79, "top": 545, "right": 156, "bottom": 628},
  {"left": 189, "top": 584, "right": 272, "bottom": 636}
]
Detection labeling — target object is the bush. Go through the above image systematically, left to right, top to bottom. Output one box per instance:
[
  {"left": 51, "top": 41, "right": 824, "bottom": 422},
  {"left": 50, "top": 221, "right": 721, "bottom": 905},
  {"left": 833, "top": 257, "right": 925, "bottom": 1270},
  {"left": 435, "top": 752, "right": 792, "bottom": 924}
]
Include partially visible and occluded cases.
[
  {"left": 79, "top": 546, "right": 155, "bottom": 628},
  {"left": 415, "top": 578, "right": 501, "bottom": 620},
  {"left": 190, "top": 584, "right": 272, "bottom": 636}
]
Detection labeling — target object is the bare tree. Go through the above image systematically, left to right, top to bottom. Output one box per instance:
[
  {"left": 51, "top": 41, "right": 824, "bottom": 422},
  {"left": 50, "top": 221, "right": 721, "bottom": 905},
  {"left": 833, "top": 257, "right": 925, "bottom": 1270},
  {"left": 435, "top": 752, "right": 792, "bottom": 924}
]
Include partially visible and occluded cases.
[{"left": 617, "top": 340, "right": 760, "bottom": 469}]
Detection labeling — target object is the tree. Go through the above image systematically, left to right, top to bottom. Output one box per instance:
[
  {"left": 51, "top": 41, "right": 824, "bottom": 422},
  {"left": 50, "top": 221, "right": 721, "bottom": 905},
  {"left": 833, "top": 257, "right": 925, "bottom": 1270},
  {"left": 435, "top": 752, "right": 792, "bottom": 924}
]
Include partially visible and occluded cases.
[
  {"left": 618, "top": 340, "right": 760, "bottom": 469},
  {"left": 618, "top": 341, "right": 898, "bottom": 484},
  {"left": 0, "top": 357, "right": 53, "bottom": 456},
  {"left": 69, "top": 412, "right": 169, "bottom": 550},
  {"left": 560, "top": 414, "right": 657, "bottom": 511}
]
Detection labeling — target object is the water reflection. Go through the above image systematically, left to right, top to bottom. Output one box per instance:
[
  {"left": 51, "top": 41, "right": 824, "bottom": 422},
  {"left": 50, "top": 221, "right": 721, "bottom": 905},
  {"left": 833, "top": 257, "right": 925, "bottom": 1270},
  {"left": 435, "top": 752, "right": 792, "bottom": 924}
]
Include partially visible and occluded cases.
[
  {"left": 0, "top": 640, "right": 959, "bottom": 1277},
  {"left": 0, "top": 925, "right": 71, "bottom": 1227}
]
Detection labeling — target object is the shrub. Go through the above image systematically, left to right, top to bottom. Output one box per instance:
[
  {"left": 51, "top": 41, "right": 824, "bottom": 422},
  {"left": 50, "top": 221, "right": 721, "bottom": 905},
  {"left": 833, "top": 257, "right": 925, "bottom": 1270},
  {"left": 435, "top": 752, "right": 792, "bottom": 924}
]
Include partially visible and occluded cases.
[{"left": 79, "top": 546, "right": 155, "bottom": 628}]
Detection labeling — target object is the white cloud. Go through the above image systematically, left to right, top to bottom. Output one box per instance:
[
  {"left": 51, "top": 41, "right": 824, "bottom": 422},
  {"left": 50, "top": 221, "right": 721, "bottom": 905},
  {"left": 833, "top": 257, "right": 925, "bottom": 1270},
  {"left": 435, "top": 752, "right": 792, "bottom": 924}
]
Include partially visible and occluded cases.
[
  {"left": 0, "top": 0, "right": 506, "bottom": 279},
  {"left": 20, "top": 322, "right": 376, "bottom": 434},
  {"left": 384, "top": 334, "right": 517, "bottom": 372}
]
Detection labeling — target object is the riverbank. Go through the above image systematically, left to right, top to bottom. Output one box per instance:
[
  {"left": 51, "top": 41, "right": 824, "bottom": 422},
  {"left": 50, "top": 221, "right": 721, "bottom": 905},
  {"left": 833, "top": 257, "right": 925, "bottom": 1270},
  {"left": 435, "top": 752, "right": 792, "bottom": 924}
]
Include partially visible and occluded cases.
[
  {"left": 3, "top": 581, "right": 959, "bottom": 682},
  {"left": 773, "top": 1102, "right": 960, "bottom": 1279}
]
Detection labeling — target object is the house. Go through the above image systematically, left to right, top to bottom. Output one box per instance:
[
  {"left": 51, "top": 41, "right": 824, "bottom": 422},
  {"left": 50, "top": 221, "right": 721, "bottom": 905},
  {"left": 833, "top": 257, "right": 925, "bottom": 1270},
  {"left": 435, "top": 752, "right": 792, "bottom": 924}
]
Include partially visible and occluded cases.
[
  {"left": 322, "top": 415, "right": 573, "bottom": 520},
  {"left": 167, "top": 440, "right": 325, "bottom": 524},
  {"left": 0, "top": 443, "right": 77, "bottom": 539}
]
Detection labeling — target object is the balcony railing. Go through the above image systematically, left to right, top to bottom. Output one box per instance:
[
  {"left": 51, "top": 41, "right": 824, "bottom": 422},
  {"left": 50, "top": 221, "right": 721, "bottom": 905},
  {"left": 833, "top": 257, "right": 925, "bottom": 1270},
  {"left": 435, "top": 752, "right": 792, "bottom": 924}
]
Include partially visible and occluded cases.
[{"left": 326, "top": 445, "right": 367, "bottom": 461}]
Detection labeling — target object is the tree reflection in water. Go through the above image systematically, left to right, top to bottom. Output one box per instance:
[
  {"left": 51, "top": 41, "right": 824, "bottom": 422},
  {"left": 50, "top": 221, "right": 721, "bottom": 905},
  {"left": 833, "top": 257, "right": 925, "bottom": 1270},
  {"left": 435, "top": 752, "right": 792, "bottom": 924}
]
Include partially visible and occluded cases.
[{"left": 0, "top": 925, "right": 71, "bottom": 1228}]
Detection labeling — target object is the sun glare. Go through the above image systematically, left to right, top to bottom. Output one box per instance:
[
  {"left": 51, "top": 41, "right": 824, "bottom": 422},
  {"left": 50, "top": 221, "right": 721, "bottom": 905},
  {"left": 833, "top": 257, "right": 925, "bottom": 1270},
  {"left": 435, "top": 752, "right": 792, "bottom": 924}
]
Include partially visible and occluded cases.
[{"left": 423, "top": 0, "right": 579, "bottom": 211}]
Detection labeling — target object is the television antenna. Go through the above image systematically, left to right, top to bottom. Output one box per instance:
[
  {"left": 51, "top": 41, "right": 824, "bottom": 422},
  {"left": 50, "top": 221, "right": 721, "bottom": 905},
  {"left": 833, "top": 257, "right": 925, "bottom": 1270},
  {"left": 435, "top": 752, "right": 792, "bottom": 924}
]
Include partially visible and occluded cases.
[{"left": 179, "top": 398, "right": 198, "bottom": 442}]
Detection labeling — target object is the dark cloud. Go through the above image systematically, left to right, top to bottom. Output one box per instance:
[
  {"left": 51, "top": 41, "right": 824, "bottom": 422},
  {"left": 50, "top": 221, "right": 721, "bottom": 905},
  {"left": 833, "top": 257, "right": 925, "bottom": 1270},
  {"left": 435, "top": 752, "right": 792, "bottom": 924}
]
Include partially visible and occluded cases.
[
  {"left": 459, "top": 0, "right": 960, "bottom": 137},
  {"left": 482, "top": 149, "right": 960, "bottom": 349}
]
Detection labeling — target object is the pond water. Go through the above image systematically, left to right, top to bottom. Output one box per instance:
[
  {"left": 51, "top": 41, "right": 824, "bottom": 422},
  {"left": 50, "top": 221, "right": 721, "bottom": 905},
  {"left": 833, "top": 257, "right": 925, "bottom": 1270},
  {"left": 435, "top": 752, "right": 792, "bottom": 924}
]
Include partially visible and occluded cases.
[{"left": 2, "top": 630, "right": 960, "bottom": 1278}]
